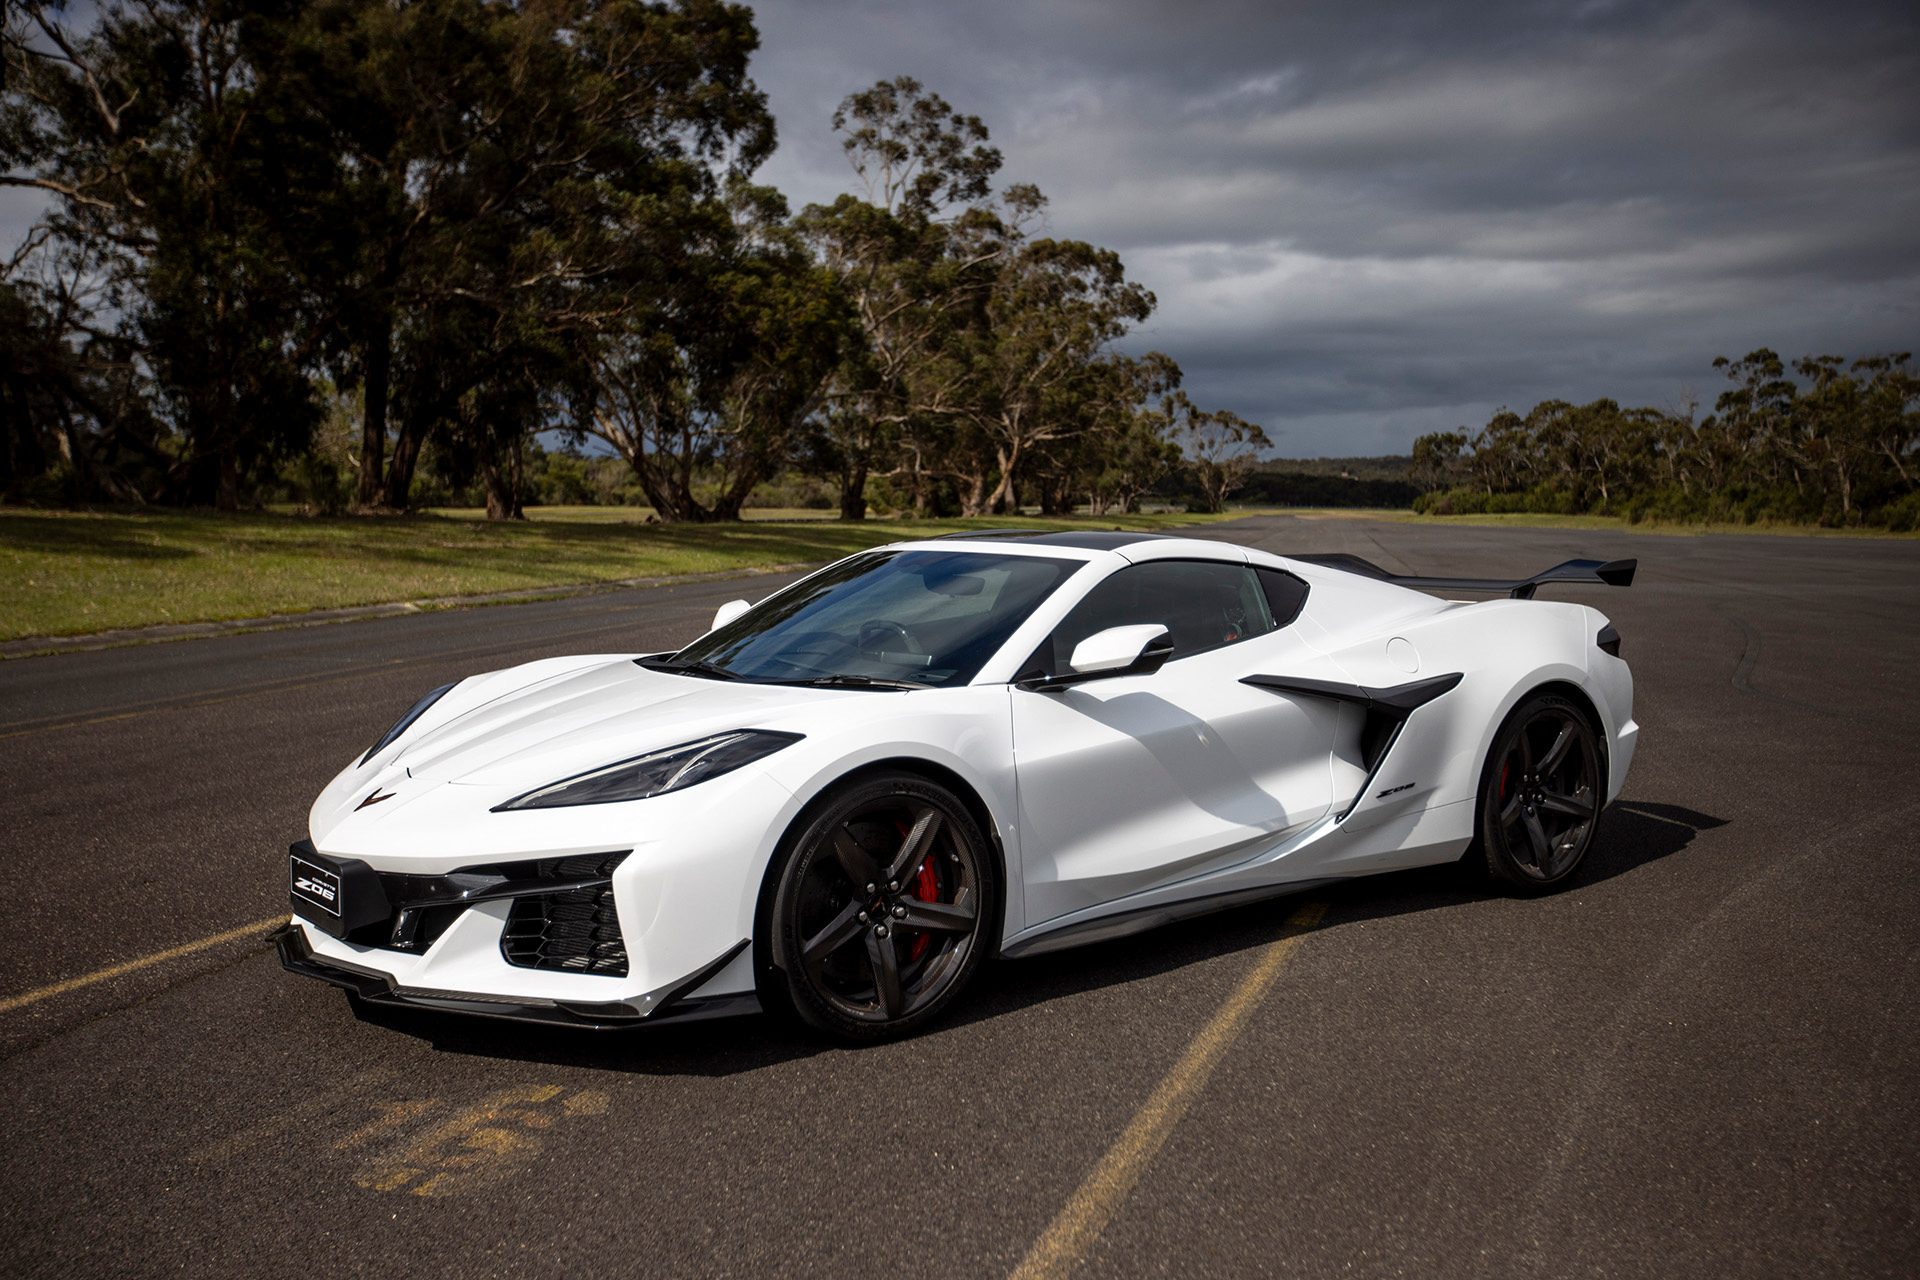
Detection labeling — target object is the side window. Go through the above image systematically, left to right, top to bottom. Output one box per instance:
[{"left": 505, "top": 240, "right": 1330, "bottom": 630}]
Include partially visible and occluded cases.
[
  {"left": 1050, "top": 560, "right": 1277, "bottom": 667},
  {"left": 1256, "top": 567, "right": 1309, "bottom": 627}
]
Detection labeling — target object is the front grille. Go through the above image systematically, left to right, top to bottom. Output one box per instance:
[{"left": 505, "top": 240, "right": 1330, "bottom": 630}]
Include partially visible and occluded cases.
[{"left": 500, "top": 854, "right": 630, "bottom": 976}]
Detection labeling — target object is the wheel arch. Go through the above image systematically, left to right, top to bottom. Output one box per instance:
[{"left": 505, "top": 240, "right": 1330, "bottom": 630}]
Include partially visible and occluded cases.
[
  {"left": 1466, "top": 677, "right": 1610, "bottom": 862},
  {"left": 1521, "top": 679, "right": 1609, "bottom": 782},
  {"left": 750, "top": 756, "right": 1011, "bottom": 989}
]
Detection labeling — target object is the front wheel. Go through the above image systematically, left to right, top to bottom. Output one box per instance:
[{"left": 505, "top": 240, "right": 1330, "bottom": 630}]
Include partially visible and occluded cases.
[
  {"left": 1477, "top": 692, "right": 1604, "bottom": 892},
  {"left": 766, "top": 772, "right": 995, "bottom": 1041}
]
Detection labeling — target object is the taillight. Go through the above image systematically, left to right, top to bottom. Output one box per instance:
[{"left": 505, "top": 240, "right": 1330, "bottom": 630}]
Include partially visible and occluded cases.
[{"left": 1596, "top": 623, "right": 1622, "bottom": 657}]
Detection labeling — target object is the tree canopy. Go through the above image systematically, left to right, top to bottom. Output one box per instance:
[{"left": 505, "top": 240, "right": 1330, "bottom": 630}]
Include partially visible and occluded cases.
[
  {"left": 23, "top": 7, "right": 1906, "bottom": 530},
  {"left": 1411, "top": 351, "right": 1920, "bottom": 528}
]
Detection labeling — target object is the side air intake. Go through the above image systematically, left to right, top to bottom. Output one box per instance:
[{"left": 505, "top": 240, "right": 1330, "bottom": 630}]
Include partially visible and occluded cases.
[
  {"left": 1240, "top": 672, "right": 1463, "bottom": 818},
  {"left": 500, "top": 853, "right": 631, "bottom": 977}
]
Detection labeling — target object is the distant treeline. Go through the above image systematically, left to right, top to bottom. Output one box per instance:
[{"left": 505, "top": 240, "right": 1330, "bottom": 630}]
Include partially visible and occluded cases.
[
  {"left": 1, "top": 3, "right": 1267, "bottom": 521},
  {"left": 1412, "top": 350, "right": 1919, "bottom": 529},
  {"left": 415, "top": 445, "right": 1419, "bottom": 514},
  {"left": 1239, "top": 466, "right": 1419, "bottom": 509}
]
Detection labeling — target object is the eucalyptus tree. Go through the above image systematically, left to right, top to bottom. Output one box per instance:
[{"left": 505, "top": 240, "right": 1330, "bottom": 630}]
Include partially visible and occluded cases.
[
  {"left": 3, "top": 0, "right": 776, "bottom": 513},
  {"left": 4, "top": 0, "right": 333, "bottom": 507},
  {"left": 335, "top": 0, "right": 775, "bottom": 513},
  {"left": 798, "top": 76, "right": 1004, "bottom": 519},
  {"left": 585, "top": 182, "right": 850, "bottom": 522},
  {"left": 942, "top": 211, "right": 1157, "bottom": 514},
  {"left": 1417, "top": 348, "right": 1916, "bottom": 526},
  {"left": 1022, "top": 349, "right": 1181, "bottom": 516},
  {"left": 1709, "top": 349, "right": 1801, "bottom": 497},
  {"left": 1792, "top": 353, "right": 1920, "bottom": 519},
  {"left": 1853, "top": 353, "right": 1918, "bottom": 493},
  {"left": 1176, "top": 396, "right": 1270, "bottom": 514},
  {"left": 1410, "top": 429, "right": 1469, "bottom": 494}
]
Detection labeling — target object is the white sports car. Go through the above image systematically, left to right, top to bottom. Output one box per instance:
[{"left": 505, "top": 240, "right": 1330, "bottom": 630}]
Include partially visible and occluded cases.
[{"left": 278, "top": 530, "right": 1637, "bottom": 1040}]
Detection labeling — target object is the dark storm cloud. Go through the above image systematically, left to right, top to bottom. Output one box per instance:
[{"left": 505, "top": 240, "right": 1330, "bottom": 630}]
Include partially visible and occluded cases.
[
  {"left": 747, "top": 0, "right": 1920, "bottom": 454},
  {"left": 6, "top": 1, "right": 1912, "bottom": 456}
]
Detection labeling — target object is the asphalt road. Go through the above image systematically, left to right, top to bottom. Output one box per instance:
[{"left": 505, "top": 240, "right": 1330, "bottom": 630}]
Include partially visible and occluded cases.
[{"left": 2, "top": 515, "right": 1915, "bottom": 1278}]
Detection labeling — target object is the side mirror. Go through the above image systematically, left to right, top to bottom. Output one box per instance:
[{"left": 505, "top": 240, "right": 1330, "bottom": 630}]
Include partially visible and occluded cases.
[
  {"left": 711, "top": 599, "right": 752, "bottom": 630},
  {"left": 1067, "top": 625, "right": 1175, "bottom": 679}
]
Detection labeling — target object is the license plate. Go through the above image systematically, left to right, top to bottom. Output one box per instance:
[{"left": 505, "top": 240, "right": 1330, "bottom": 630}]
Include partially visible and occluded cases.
[{"left": 290, "top": 853, "right": 343, "bottom": 917}]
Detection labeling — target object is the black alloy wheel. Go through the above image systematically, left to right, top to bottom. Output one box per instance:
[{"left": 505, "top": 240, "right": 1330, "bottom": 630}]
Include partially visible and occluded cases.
[
  {"left": 1478, "top": 691, "right": 1604, "bottom": 891},
  {"left": 766, "top": 772, "right": 994, "bottom": 1040}
]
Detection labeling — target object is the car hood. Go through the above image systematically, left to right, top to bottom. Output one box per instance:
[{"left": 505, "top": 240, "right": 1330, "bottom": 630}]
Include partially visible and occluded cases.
[{"left": 385, "top": 658, "right": 860, "bottom": 791}]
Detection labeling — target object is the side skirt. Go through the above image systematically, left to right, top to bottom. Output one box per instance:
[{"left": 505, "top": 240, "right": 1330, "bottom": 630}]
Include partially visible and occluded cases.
[{"left": 999, "top": 877, "right": 1339, "bottom": 960}]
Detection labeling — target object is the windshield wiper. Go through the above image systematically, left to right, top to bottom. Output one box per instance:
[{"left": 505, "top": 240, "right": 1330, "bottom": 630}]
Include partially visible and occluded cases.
[
  {"left": 637, "top": 658, "right": 741, "bottom": 682},
  {"left": 780, "top": 674, "right": 922, "bottom": 691}
]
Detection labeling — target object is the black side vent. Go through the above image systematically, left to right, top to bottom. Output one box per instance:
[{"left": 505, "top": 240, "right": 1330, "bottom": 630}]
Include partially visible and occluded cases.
[
  {"left": 1358, "top": 708, "right": 1401, "bottom": 772},
  {"left": 501, "top": 853, "right": 630, "bottom": 976}
]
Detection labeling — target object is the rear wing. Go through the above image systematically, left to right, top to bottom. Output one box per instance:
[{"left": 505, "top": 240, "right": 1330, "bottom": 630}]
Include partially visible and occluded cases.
[{"left": 1292, "top": 553, "right": 1636, "bottom": 600}]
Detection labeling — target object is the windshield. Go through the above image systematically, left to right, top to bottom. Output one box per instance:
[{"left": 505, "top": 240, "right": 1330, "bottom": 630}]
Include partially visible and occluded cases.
[{"left": 667, "top": 550, "right": 1081, "bottom": 688}]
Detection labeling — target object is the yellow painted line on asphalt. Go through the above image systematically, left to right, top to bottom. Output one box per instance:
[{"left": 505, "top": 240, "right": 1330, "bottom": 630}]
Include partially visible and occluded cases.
[
  {"left": 1010, "top": 900, "right": 1328, "bottom": 1280},
  {"left": 0, "top": 914, "right": 286, "bottom": 1015},
  {"left": 191, "top": 1067, "right": 400, "bottom": 1165}
]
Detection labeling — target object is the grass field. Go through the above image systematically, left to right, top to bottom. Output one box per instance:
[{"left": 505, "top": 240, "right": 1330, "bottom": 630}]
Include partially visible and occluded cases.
[
  {"left": 6, "top": 502, "right": 1909, "bottom": 644},
  {"left": 0, "top": 506, "right": 1234, "bottom": 642}
]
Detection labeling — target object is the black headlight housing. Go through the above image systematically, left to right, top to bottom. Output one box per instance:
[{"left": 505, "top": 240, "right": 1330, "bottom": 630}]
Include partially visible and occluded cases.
[{"left": 492, "top": 730, "right": 802, "bottom": 811}]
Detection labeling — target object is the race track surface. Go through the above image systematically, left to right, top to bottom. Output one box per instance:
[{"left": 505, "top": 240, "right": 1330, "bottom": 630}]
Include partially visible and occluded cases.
[{"left": 2, "top": 516, "right": 1915, "bottom": 1278}]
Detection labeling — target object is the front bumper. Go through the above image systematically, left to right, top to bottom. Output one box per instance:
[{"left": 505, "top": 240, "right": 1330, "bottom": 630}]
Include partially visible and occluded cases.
[
  {"left": 289, "top": 757, "right": 808, "bottom": 1027},
  {"left": 276, "top": 923, "right": 755, "bottom": 1029}
]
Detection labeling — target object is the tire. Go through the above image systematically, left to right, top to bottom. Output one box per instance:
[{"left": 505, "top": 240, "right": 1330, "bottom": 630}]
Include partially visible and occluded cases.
[
  {"left": 1476, "top": 691, "right": 1605, "bottom": 893},
  {"left": 764, "top": 771, "right": 996, "bottom": 1042}
]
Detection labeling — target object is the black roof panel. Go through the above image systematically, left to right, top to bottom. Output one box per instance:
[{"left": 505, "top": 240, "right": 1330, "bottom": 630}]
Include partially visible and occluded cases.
[{"left": 933, "top": 529, "right": 1177, "bottom": 550}]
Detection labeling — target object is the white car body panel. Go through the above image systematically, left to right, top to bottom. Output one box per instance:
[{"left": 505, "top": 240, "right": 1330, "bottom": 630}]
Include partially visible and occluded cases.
[
  {"left": 281, "top": 531, "right": 1639, "bottom": 1028},
  {"left": 1009, "top": 626, "right": 1341, "bottom": 927}
]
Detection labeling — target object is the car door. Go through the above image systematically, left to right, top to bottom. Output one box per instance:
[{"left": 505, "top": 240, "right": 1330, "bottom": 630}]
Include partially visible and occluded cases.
[{"left": 1009, "top": 558, "right": 1340, "bottom": 927}]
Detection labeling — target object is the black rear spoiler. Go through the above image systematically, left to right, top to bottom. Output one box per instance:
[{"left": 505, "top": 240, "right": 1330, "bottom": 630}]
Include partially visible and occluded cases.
[{"left": 1292, "top": 553, "right": 1636, "bottom": 600}]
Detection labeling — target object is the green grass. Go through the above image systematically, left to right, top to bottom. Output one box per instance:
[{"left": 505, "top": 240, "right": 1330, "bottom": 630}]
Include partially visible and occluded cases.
[
  {"left": 421, "top": 504, "right": 840, "bottom": 523},
  {"left": 0, "top": 506, "right": 1238, "bottom": 641}
]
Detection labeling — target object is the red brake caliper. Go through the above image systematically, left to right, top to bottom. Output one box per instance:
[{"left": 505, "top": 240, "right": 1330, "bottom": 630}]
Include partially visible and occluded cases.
[
  {"left": 895, "top": 818, "right": 941, "bottom": 964},
  {"left": 909, "top": 856, "right": 939, "bottom": 963}
]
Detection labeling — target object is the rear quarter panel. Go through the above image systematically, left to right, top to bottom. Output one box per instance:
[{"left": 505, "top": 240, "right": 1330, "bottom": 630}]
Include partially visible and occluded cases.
[{"left": 1322, "top": 598, "right": 1611, "bottom": 832}]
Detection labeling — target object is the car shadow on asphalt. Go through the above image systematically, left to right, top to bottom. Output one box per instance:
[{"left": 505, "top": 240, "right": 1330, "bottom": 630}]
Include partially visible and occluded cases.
[{"left": 343, "top": 799, "right": 1726, "bottom": 1076}]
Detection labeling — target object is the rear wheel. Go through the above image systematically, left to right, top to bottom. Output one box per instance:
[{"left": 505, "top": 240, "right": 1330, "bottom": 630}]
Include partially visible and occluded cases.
[
  {"left": 1478, "top": 692, "right": 1603, "bottom": 892},
  {"left": 766, "top": 772, "right": 994, "bottom": 1041}
]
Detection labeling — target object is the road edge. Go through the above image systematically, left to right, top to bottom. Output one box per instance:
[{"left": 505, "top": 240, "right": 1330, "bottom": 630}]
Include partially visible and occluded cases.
[{"left": 0, "top": 561, "right": 815, "bottom": 661}]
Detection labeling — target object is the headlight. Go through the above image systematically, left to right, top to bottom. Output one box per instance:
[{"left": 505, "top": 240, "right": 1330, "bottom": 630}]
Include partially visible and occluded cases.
[
  {"left": 360, "top": 682, "right": 458, "bottom": 766},
  {"left": 492, "top": 730, "right": 802, "bottom": 811}
]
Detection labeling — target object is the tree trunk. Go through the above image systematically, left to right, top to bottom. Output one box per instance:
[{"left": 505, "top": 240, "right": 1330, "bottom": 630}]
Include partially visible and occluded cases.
[
  {"left": 356, "top": 313, "right": 391, "bottom": 508},
  {"left": 382, "top": 418, "right": 426, "bottom": 510},
  {"left": 481, "top": 435, "right": 525, "bottom": 520},
  {"left": 986, "top": 442, "right": 1021, "bottom": 515},
  {"left": 615, "top": 443, "right": 682, "bottom": 522},
  {"left": 211, "top": 446, "right": 241, "bottom": 511},
  {"left": 839, "top": 460, "right": 868, "bottom": 521},
  {"left": 710, "top": 462, "right": 761, "bottom": 522},
  {"left": 960, "top": 467, "right": 990, "bottom": 517},
  {"left": 1203, "top": 467, "right": 1226, "bottom": 514}
]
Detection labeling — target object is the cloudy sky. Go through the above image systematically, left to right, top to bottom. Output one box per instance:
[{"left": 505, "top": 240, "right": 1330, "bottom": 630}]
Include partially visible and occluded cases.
[{"left": 744, "top": 0, "right": 1920, "bottom": 457}]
